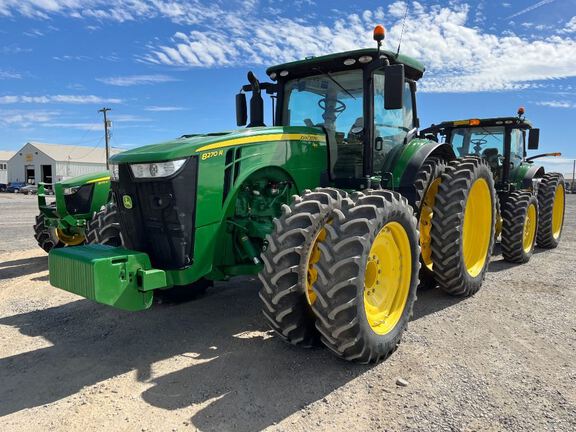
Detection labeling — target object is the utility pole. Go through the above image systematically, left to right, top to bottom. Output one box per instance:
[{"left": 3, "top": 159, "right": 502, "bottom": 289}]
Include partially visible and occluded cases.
[{"left": 98, "top": 107, "right": 111, "bottom": 169}]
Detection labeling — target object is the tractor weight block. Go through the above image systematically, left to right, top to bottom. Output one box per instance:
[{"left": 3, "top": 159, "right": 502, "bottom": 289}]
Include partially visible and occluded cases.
[{"left": 49, "top": 245, "right": 168, "bottom": 311}]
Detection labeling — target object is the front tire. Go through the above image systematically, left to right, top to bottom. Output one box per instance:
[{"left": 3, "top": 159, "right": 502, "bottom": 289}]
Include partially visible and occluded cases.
[
  {"left": 432, "top": 157, "right": 496, "bottom": 296},
  {"left": 536, "top": 173, "right": 565, "bottom": 249},
  {"left": 258, "top": 188, "right": 352, "bottom": 347},
  {"left": 311, "top": 190, "right": 420, "bottom": 363},
  {"left": 501, "top": 191, "right": 538, "bottom": 263},
  {"left": 86, "top": 202, "right": 123, "bottom": 246},
  {"left": 34, "top": 213, "right": 64, "bottom": 252}
]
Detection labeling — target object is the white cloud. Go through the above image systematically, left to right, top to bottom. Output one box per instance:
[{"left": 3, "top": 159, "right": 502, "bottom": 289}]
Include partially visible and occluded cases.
[
  {"left": 506, "top": 0, "right": 556, "bottom": 19},
  {"left": 2, "top": 1, "right": 576, "bottom": 94},
  {"left": 138, "top": 3, "right": 576, "bottom": 93},
  {"left": 560, "top": 16, "right": 576, "bottom": 33},
  {"left": 0, "top": 69, "right": 22, "bottom": 79},
  {"left": 96, "top": 74, "right": 178, "bottom": 86},
  {"left": 0, "top": 95, "right": 123, "bottom": 104},
  {"left": 536, "top": 100, "right": 576, "bottom": 108},
  {"left": 144, "top": 106, "right": 186, "bottom": 112},
  {"left": 0, "top": 109, "right": 59, "bottom": 127},
  {"left": 43, "top": 122, "right": 101, "bottom": 130}
]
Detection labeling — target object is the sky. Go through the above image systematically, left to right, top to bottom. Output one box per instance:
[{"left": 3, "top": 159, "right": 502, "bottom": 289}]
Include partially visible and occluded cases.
[{"left": 0, "top": 0, "right": 575, "bottom": 175}]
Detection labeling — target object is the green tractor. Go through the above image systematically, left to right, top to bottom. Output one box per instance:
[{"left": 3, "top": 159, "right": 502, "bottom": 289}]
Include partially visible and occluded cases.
[
  {"left": 48, "top": 27, "right": 497, "bottom": 363},
  {"left": 421, "top": 109, "right": 566, "bottom": 264},
  {"left": 34, "top": 172, "right": 121, "bottom": 252}
]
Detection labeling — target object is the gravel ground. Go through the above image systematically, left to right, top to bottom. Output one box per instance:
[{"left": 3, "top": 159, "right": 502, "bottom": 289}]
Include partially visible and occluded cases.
[
  {"left": 0, "top": 193, "right": 41, "bottom": 252},
  {"left": 0, "top": 194, "right": 575, "bottom": 432}
]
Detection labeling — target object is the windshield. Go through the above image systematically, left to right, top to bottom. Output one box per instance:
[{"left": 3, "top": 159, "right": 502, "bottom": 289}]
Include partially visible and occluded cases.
[
  {"left": 282, "top": 70, "right": 365, "bottom": 179},
  {"left": 449, "top": 126, "right": 505, "bottom": 181}
]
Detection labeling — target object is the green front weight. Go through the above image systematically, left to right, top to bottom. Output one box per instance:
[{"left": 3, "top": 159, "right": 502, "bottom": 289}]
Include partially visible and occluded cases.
[{"left": 49, "top": 245, "right": 169, "bottom": 311}]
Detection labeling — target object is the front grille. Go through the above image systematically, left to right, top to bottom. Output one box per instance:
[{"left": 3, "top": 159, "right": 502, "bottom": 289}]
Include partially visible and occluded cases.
[
  {"left": 112, "top": 157, "right": 198, "bottom": 270},
  {"left": 64, "top": 184, "right": 94, "bottom": 215}
]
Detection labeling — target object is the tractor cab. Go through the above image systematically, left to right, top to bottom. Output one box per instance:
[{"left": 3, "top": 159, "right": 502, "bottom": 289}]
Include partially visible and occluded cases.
[
  {"left": 236, "top": 26, "right": 425, "bottom": 189},
  {"left": 421, "top": 110, "right": 541, "bottom": 187}
]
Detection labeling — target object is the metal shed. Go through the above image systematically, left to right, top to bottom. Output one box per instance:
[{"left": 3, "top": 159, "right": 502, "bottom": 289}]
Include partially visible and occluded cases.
[
  {"left": 7, "top": 142, "right": 119, "bottom": 184},
  {"left": 0, "top": 150, "right": 15, "bottom": 184}
]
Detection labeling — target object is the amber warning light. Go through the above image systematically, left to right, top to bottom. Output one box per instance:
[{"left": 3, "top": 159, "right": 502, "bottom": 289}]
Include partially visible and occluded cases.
[{"left": 373, "top": 25, "right": 386, "bottom": 42}]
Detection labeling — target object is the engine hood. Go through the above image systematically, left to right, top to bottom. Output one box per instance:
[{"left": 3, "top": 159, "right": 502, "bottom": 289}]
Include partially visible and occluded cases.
[{"left": 109, "top": 126, "right": 325, "bottom": 164}]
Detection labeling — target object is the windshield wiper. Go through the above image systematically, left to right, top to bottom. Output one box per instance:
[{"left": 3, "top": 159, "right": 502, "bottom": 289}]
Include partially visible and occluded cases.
[{"left": 313, "top": 68, "right": 356, "bottom": 100}]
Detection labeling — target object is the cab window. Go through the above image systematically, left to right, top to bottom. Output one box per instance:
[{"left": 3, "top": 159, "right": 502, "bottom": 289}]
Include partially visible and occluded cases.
[{"left": 373, "top": 74, "right": 413, "bottom": 173}]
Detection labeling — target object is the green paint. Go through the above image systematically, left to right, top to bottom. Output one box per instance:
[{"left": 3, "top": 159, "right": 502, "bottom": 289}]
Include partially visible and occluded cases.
[
  {"left": 48, "top": 50, "right": 437, "bottom": 311},
  {"left": 37, "top": 171, "right": 112, "bottom": 240},
  {"left": 49, "top": 245, "right": 159, "bottom": 311}
]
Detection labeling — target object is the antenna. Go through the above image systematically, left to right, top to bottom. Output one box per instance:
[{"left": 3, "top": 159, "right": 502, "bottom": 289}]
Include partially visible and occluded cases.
[{"left": 396, "top": 2, "right": 409, "bottom": 57}]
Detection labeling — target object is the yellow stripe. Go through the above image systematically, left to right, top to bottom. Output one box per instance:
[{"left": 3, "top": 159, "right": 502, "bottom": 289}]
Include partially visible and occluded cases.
[
  {"left": 195, "top": 133, "right": 326, "bottom": 153},
  {"left": 86, "top": 176, "right": 111, "bottom": 184}
]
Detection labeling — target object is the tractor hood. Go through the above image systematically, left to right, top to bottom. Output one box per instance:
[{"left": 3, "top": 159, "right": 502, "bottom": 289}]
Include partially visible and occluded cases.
[
  {"left": 109, "top": 126, "right": 324, "bottom": 164},
  {"left": 57, "top": 171, "right": 110, "bottom": 187}
]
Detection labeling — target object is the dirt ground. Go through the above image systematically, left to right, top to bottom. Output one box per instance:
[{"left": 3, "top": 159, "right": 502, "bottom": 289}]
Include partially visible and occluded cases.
[{"left": 0, "top": 194, "right": 575, "bottom": 432}]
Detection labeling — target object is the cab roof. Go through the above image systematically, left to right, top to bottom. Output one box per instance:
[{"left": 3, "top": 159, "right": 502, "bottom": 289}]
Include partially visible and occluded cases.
[
  {"left": 266, "top": 48, "right": 426, "bottom": 81},
  {"left": 423, "top": 116, "right": 533, "bottom": 133}
]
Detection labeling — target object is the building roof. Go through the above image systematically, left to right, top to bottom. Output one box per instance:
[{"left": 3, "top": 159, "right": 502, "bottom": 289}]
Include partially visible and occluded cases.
[
  {"left": 18, "top": 142, "right": 121, "bottom": 164},
  {"left": 0, "top": 150, "right": 15, "bottom": 161}
]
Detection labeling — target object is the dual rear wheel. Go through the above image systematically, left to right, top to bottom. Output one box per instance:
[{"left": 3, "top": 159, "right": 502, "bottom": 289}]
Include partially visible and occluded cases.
[{"left": 260, "top": 157, "right": 499, "bottom": 363}]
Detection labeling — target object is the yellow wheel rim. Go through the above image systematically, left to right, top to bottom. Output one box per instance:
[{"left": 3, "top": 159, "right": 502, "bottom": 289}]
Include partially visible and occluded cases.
[
  {"left": 419, "top": 177, "right": 441, "bottom": 271},
  {"left": 462, "top": 178, "right": 492, "bottom": 278},
  {"left": 552, "top": 183, "right": 565, "bottom": 239},
  {"left": 523, "top": 203, "right": 537, "bottom": 253},
  {"left": 363, "top": 222, "right": 412, "bottom": 335},
  {"left": 305, "top": 227, "right": 327, "bottom": 305},
  {"left": 55, "top": 228, "right": 85, "bottom": 246}
]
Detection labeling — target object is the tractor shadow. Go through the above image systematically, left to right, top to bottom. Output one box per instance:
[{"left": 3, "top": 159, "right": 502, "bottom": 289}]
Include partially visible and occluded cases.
[
  {"left": 0, "top": 255, "right": 47, "bottom": 280},
  {"left": 0, "top": 276, "right": 368, "bottom": 431},
  {"left": 412, "top": 287, "right": 464, "bottom": 320}
]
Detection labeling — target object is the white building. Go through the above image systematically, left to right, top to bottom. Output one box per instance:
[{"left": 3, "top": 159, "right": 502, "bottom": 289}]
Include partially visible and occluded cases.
[
  {"left": 7, "top": 142, "right": 120, "bottom": 184},
  {"left": 0, "top": 150, "right": 15, "bottom": 184}
]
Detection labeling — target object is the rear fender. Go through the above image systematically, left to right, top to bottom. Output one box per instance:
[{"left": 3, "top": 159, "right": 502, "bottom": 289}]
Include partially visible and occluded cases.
[
  {"left": 394, "top": 141, "right": 456, "bottom": 208},
  {"left": 510, "top": 164, "right": 545, "bottom": 190}
]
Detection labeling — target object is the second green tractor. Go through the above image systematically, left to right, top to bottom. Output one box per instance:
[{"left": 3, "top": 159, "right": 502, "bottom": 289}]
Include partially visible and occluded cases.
[
  {"left": 47, "top": 27, "right": 500, "bottom": 363},
  {"left": 422, "top": 110, "right": 566, "bottom": 264}
]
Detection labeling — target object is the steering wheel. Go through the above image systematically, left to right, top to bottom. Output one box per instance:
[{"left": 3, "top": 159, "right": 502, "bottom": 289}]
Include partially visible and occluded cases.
[
  {"left": 318, "top": 97, "right": 346, "bottom": 114},
  {"left": 471, "top": 138, "right": 487, "bottom": 154}
]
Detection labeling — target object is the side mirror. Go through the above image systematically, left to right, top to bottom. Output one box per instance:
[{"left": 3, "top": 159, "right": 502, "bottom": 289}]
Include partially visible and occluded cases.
[
  {"left": 384, "top": 64, "right": 404, "bottom": 110},
  {"left": 236, "top": 93, "right": 247, "bottom": 126},
  {"left": 528, "top": 128, "right": 539, "bottom": 150}
]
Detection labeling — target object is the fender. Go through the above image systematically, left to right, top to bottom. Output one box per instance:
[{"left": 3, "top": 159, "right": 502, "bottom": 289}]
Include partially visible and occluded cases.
[
  {"left": 390, "top": 139, "right": 456, "bottom": 208},
  {"left": 510, "top": 163, "right": 545, "bottom": 190}
]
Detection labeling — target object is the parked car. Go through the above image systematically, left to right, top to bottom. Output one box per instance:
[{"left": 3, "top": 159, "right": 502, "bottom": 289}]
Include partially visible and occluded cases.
[
  {"left": 6, "top": 182, "right": 26, "bottom": 193},
  {"left": 0, "top": 183, "right": 6, "bottom": 192},
  {"left": 20, "top": 184, "right": 39, "bottom": 195}
]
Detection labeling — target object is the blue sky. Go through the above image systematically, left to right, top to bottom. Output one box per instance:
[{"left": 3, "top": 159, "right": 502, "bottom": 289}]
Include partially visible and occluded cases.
[{"left": 1, "top": 0, "right": 575, "bottom": 174}]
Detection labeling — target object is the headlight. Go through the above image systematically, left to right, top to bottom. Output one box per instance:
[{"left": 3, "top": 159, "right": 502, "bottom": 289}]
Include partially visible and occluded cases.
[
  {"left": 130, "top": 159, "right": 186, "bottom": 179},
  {"left": 110, "top": 163, "right": 120, "bottom": 181},
  {"left": 63, "top": 186, "right": 80, "bottom": 195}
]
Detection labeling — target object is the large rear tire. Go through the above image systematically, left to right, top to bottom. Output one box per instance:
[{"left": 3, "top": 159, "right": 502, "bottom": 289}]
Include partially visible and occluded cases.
[
  {"left": 413, "top": 156, "right": 447, "bottom": 289},
  {"left": 431, "top": 157, "right": 496, "bottom": 297},
  {"left": 536, "top": 173, "right": 565, "bottom": 249},
  {"left": 258, "top": 188, "right": 352, "bottom": 347},
  {"left": 311, "top": 190, "right": 420, "bottom": 363},
  {"left": 501, "top": 191, "right": 538, "bottom": 263},
  {"left": 85, "top": 202, "right": 123, "bottom": 246}
]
